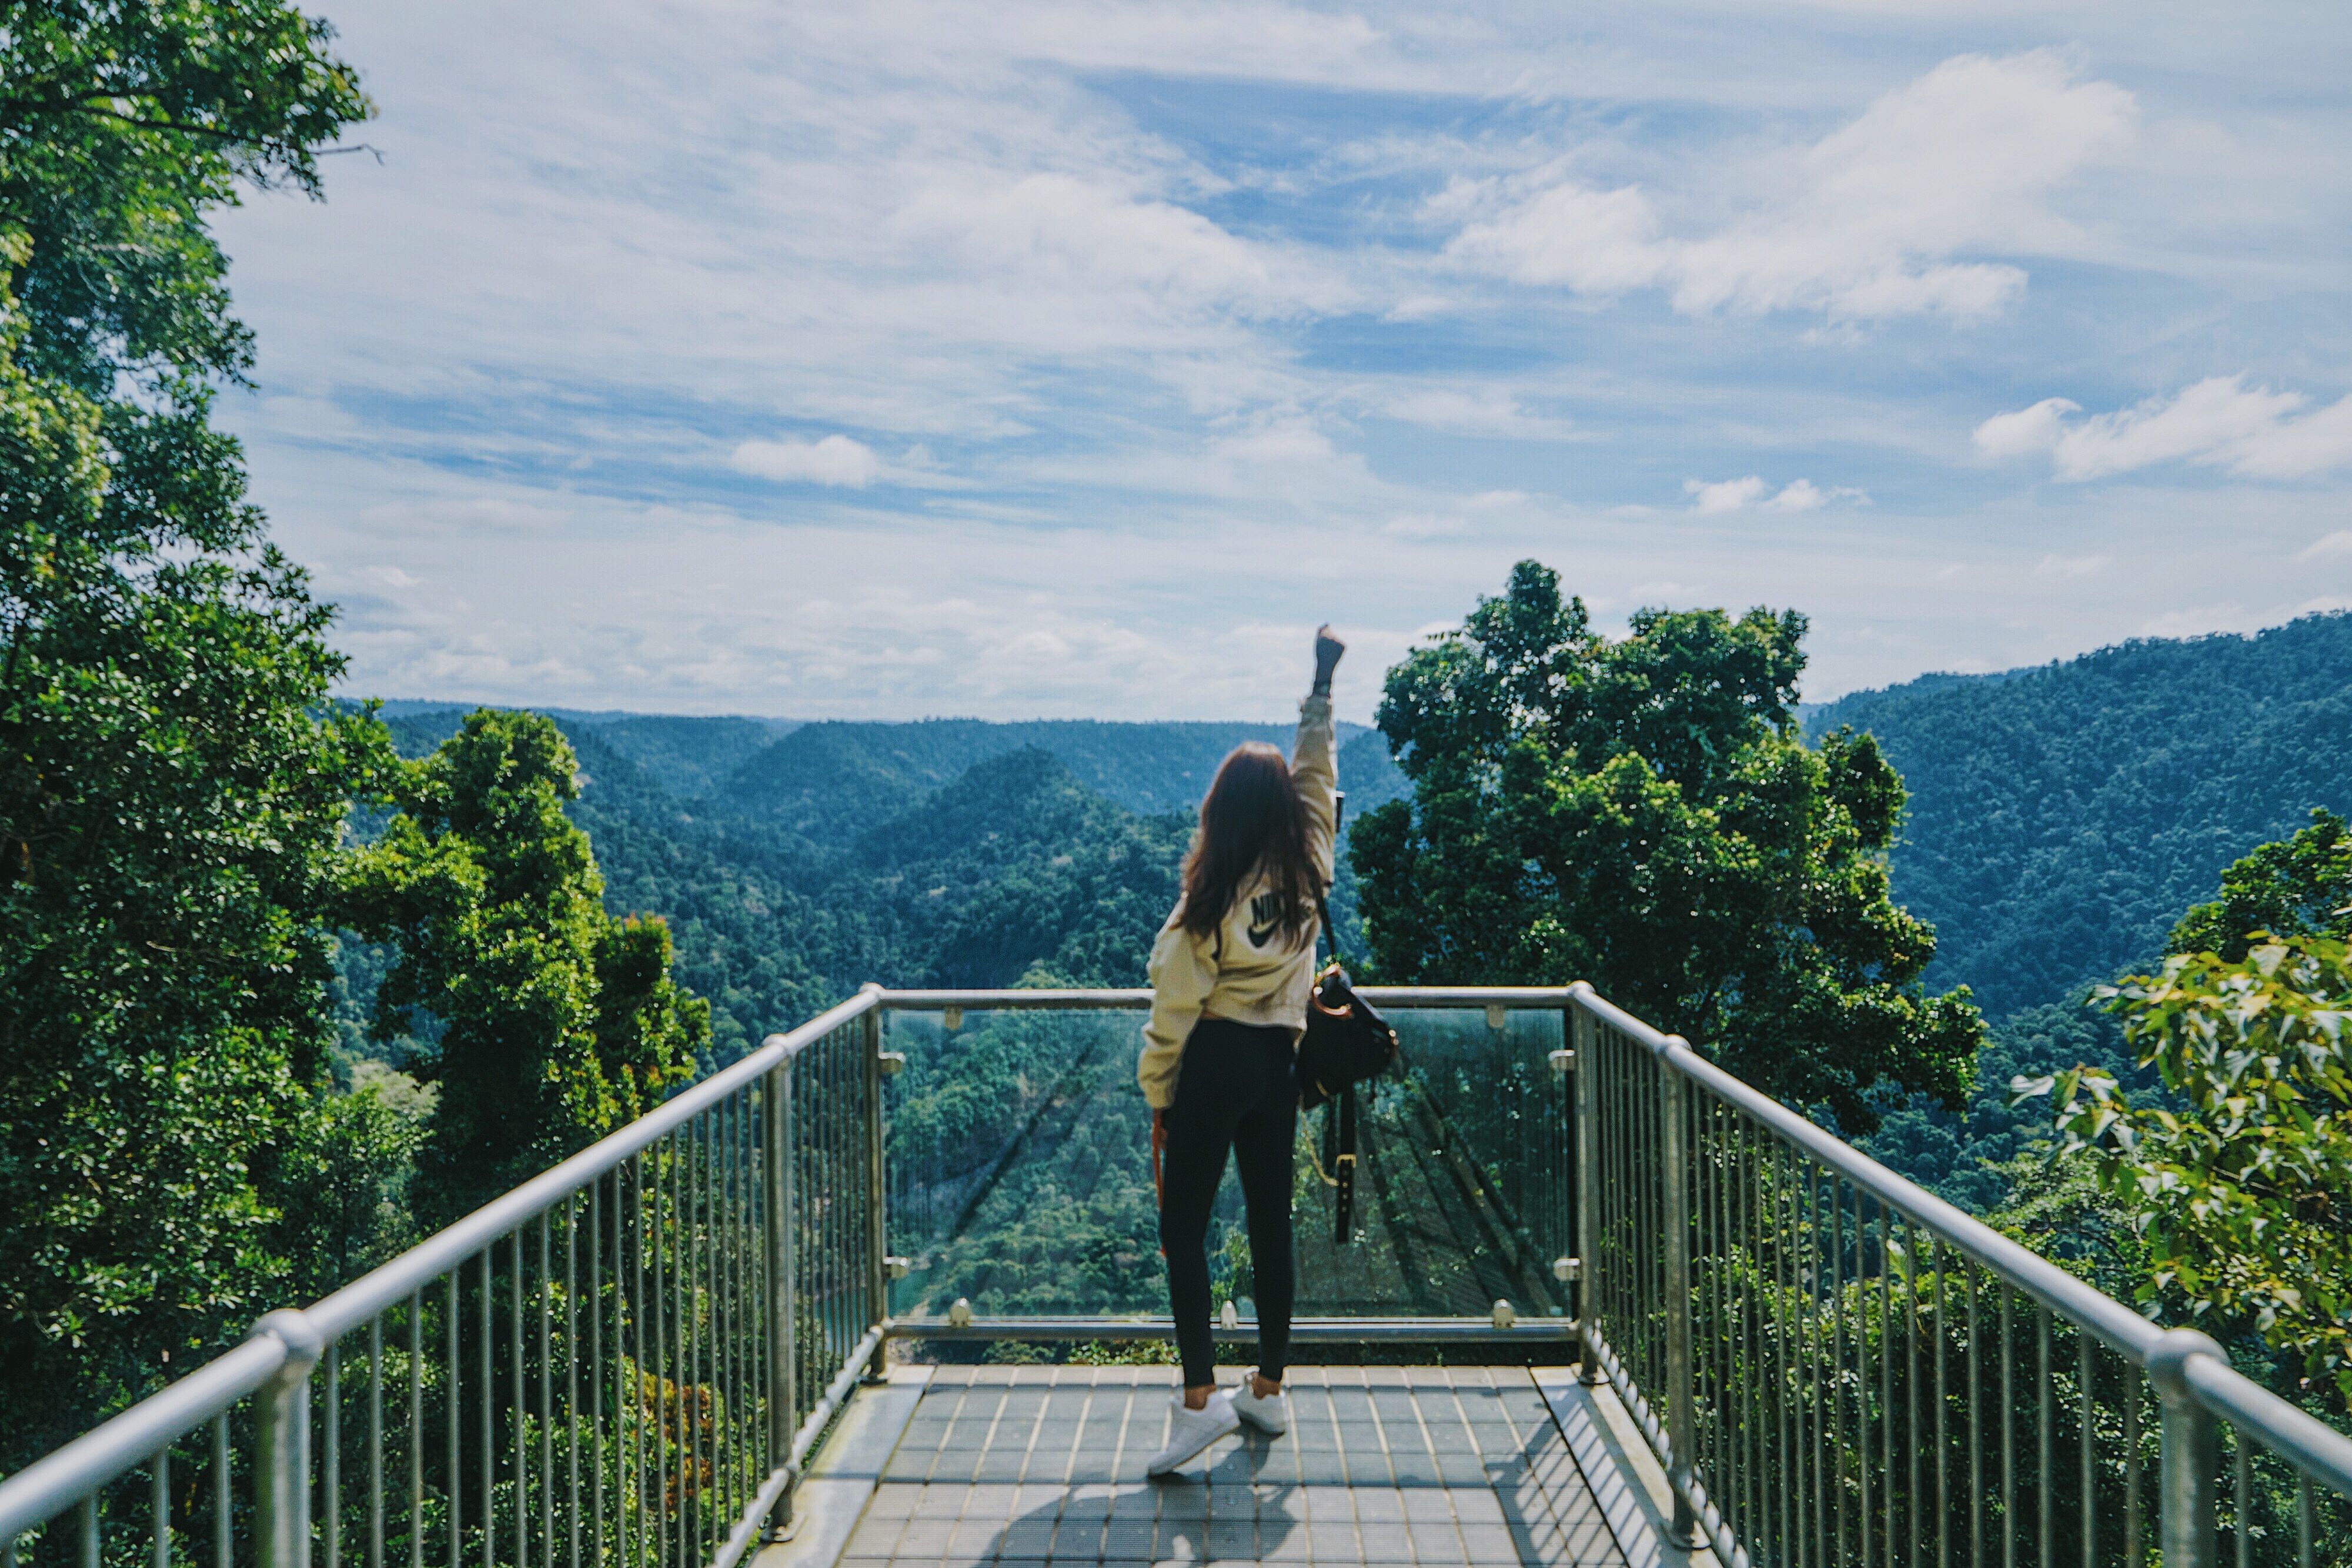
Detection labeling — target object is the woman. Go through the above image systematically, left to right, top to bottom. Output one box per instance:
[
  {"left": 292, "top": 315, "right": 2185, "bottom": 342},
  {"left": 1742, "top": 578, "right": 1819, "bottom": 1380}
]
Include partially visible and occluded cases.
[{"left": 1140, "top": 626, "right": 1343, "bottom": 1476}]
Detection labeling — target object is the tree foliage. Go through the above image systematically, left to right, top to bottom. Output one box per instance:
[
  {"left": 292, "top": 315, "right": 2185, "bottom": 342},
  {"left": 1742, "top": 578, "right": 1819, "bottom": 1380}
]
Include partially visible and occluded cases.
[
  {"left": 0, "top": 0, "right": 377, "bottom": 1459},
  {"left": 1352, "top": 559, "right": 1981, "bottom": 1130},
  {"left": 343, "top": 711, "right": 707, "bottom": 1221},
  {"left": 2171, "top": 807, "right": 2352, "bottom": 962},
  {"left": 2033, "top": 935, "right": 2352, "bottom": 1406}
]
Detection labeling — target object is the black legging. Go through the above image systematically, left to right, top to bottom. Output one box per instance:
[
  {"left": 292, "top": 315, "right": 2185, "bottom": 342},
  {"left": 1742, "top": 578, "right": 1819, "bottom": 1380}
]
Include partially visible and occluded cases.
[{"left": 1158, "top": 1018, "right": 1298, "bottom": 1389}]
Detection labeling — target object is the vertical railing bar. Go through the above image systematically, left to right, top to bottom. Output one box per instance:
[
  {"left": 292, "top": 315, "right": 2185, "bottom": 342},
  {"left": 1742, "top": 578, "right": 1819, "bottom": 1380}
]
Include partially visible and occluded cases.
[
  {"left": 865, "top": 1002, "right": 888, "bottom": 1359},
  {"left": 1661, "top": 1058, "right": 1698, "bottom": 1547},
  {"left": 763, "top": 1061, "right": 790, "bottom": 1537},
  {"left": 734, "top": 1089, "right": 750, "bottom": 1527},
  {"left": 1705, "top": 1098, "right": 1727, "bottom": 1540},
  {"left": 710, "top": 1101, "right": 727, "bottom": 1544},
  {"left": 697, "top": 1109, "right": 714, "bottom": 1568},
  {"left": 1747, "top": 1112, "right": 1765, "bottom": 1557},
  {"left": 684, "top": 1117, "right": 702, "bottom": 1568},
  {"left": 669, "top": 1129, "right": 681, "bottom": 1568},
  {"left": 654, "top": 1139, "right": 671, "bottom": 1568},
  {"left": 1778, "top": 1141, "right": 1797, "bottom": 1566},
  {"left": 1813, "top": 1159, "right": 1829, "bottom": 1568},
  {"left": 624, "top": 1164, "right": 643, "bottom": 1568},
  {"left": 1836, "top": 1176, "right": 1851, "bottom": 1568},
  {"left": 590, "top": 1179, "right": 606, "bottom": 1568},
  {"left": 1860, "top": 1191, "right": 1873, "bottom": 1568},
  {"left": 564, "top": 1196, "right": 579, "bottom": 1568},
  {"left": 1882, "top": 1202, "right": 1896, "bottom": 1568},
  {"left": 537, "top": 1213, "right": 553, "bottom": 1568},
  {"left": 1906, "top": 1214, "right": 1922, "bottom": 1568},
  {"left": 511, "top": 1229, "right": 527, "bottom": 1568},
  {"left": 1935, "top": 1235, "right": 1949, "bottom": 1568},
  {"left": 479, "top": 1248, "right": 493, "bottom": 1568},
  {"left": 1968, "top": 1265, "right": 1983, "bottom": 1568},
  {"left": 446, "top": 1269, "right": 461, "bottom": 1568},
  {"left": 2000, "top": 1283, "right": 2015, "bottom": 1568},
  {"left": 406, "top": 1290, "right": 422, "bottom": 1568},
  {"left": 2038, "top": 1304, "right": 2053, "bottom": 1568},
  {"left": 369, "top": 1314, "right": 385, "bottom": 1568},
  {"left": 2083, "top": 1332, "right": 2098, "bottom": 1568},
  {"left": 2152, "top": 1335, "right": 2219, "bottom": 1568},
  {"left": 326, "top": 1343, "right": 343, "bottom": 1568},
  {"left": 2126, "top": 1363, "right": 2143, "bottom": 1568},
  {"left": 215, "top": 1410, "right": 232, "bottom": 1568},
  {"left": 2232, "top": 1429, "right": 2249, "bottom": 1568},
  {"left": 154, "top": 1442, "right": 171, "bottom": 1568},
  {"left": 2296, "top": 1475, "right": 2313, "bottom": 1568},
  {"left": 80, "top": 1492, "right": 97, "bottom": 1568}
]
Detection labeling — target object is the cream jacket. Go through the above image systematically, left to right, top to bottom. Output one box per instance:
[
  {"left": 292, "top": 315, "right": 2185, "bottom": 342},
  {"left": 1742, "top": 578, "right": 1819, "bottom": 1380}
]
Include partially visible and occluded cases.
[{"left": 1137, "top": 693, "right": 1338, "bottom": 1110}]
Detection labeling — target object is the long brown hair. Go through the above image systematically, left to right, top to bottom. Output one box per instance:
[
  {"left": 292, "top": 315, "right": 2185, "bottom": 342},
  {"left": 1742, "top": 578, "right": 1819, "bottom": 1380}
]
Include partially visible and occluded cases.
[{"left": 1179, "top": 741, "right": 1319, "bottom": 942}]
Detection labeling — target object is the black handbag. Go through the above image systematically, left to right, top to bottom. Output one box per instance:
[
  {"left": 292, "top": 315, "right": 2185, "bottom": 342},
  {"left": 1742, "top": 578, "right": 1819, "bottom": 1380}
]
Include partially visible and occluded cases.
[{"left": 1295, "top": 796, "right": 1398, "bottom": 1243}]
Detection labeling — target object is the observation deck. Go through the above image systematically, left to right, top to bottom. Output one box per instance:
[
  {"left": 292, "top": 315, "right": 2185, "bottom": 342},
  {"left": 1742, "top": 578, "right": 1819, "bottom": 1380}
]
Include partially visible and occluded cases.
[{"left": 5, "top": 985, "right": 2350, "bottom": 1568}]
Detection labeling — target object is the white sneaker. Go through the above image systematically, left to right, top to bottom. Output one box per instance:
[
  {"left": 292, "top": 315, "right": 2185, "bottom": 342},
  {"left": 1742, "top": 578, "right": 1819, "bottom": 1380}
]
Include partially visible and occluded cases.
[
  {"left": 1229, "top": 1380, "right": 1287, "bottom": 1435},
  {"left": 1145, "top": 1392, "right": 1240, "bottom": 1475}
]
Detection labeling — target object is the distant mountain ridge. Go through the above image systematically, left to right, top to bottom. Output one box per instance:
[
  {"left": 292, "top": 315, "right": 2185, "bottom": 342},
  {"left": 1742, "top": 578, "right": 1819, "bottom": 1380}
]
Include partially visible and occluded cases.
[{"left": 1806, "top": 611, "right": 2352, "bottom": 1018}]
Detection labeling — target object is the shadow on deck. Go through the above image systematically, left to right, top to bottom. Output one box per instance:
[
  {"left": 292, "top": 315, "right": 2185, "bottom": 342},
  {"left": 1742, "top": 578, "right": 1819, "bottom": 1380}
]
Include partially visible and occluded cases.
[{"left": 762, "top": 1365, "right": 1702, "bottom": 1568}]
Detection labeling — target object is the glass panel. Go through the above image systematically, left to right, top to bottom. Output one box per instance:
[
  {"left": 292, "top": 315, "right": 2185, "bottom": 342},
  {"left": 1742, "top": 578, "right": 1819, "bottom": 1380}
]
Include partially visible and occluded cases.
[{"left": 881, "top": 1005, "right": 1571, "bottom": 1321}]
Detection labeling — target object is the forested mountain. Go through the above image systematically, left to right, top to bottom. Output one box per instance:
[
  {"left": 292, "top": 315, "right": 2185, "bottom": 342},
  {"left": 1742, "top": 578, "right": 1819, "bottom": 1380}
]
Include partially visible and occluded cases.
[
  {"left": 1806, "top": 612, "right": 2352, "bottom": 1019},
  {"left": 363, "top": 708, "right": 1390, "bottom": 1066}
]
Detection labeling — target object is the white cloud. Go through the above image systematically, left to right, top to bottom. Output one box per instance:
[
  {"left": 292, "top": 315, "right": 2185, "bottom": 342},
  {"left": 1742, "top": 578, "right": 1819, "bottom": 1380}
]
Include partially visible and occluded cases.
[
  {"left": 1444, "top": 51, "right": 2136, "bottom": 322},
  {"left": 1975, "top": 376, "right": 2352, "bottom": 480},
  {"left": 1378, "top": 387, "right": 1577, "bottom": 439},
  {"left": 1972, "top": 398, "right": 2080, "bottom": 460},
  {"left": 730, "top": 435, "right": 883, "bottom": 487},
  {"left": 1684, "top": 476, "right": 1861, "bottom": 513},
  {"left": 1686, "top": 476, "right": 1768, "bottom": 513},
  {"left": 2300, "top": 530, "right": 2352, "bottom": 561},
  {"left": 2036, "top": 553, "right": 2110, "bottom": 579}
]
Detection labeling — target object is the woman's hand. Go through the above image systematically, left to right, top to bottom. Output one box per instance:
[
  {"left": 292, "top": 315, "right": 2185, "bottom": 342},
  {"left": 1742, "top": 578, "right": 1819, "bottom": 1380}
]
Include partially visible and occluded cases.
[{"left": 1314, "top": 624, "right": 1345, "bottom": 695}]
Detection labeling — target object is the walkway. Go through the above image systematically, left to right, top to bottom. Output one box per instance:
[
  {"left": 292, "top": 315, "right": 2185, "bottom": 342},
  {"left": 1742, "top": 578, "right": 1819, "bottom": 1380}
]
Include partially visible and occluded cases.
[{"left": 790, "top": 1365, "right": 1658, "bottom": 1568}]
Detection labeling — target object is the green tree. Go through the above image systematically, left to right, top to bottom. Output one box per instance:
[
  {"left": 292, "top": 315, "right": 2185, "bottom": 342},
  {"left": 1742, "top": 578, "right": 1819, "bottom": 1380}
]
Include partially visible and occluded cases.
[
  {"left": 0, "top": 0, "right": 378, "bottom": 1458},
  {"left": 1352, "top": 560, "right": 1980, "bottom": 1130},
  {"left": 345, "top": 710, "right": 708, "bottom": 1221},
  {"left": 2170, "top": 807, "right": 2352, "bottom": 961},
  {"left": 2033, "top": 934, "right": 2352, "bottom": 1406}
]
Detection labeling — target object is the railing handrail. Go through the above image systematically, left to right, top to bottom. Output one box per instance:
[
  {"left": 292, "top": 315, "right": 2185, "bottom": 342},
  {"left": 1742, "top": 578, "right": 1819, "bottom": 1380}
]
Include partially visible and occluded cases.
[
  {"left": 307, "top": 985, "right": 882, "bottom": 1341},
  {"left": 875, "top": 985, "right": 1587, "bottom": 1010},
  {"left": 0, "top": 1336, "right": 286, "bottom": 1541}
]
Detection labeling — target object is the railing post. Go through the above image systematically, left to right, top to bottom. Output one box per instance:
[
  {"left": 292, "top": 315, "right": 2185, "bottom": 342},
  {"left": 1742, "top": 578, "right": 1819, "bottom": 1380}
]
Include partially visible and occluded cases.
[
  {"left": 1570, "top": 987, "right": 1601, "bottom": 1387},
  {"left": 861, "top": 988, "right": 889, "bottom": 1374},
  {"left": 1659, "top": 1042, "right": 1700, "bottom": 1547},
  {"left": 762, "top": 1052, "right": 796, "bottom": 1539},
  {"left": 250, "top": 1310, "right": 322, "bottom": 1568},
  {"left": 2149, "top": 1329, "right": 2225, "bottom": 1568}
]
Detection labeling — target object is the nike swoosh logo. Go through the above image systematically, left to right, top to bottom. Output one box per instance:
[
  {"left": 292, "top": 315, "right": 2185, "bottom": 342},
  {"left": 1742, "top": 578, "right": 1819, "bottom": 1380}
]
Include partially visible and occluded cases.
[{"left": 1247, "top": 920, "right": 1278, "bottom": 948}]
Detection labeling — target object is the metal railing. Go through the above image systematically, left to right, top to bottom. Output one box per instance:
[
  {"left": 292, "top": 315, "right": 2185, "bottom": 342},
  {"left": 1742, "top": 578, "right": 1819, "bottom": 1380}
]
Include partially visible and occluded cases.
[
  {"left": 11, "top": 980, "right": 2352, "bottom": 1568},
  {"left": 1569, "top": 981, "right": 2352, "bottom": 1568},
  {"left": 0, "top": 988, "right": 890, "bottom": 1568}
]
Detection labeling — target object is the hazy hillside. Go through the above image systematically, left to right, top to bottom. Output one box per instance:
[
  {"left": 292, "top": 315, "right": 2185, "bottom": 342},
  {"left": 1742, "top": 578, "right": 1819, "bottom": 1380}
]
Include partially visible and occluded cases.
[{"left": 1808, "top": 612, "right": 2352, "bottom": 1018}]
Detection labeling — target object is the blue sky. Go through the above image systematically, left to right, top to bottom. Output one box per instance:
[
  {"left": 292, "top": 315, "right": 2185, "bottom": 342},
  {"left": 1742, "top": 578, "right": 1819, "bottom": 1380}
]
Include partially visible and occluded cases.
[{"left": 214, "top": 2, "right": 2352, "bottom": 721}]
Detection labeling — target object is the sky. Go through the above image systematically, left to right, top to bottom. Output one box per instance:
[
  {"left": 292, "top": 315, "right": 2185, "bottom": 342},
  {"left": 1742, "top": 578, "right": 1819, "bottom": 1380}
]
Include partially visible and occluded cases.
[{"left": 214, "top": 1, "right": 2352, "bottom": 723}]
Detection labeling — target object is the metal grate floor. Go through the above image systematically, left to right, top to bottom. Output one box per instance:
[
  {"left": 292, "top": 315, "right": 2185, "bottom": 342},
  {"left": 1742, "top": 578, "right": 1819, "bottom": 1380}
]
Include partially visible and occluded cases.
[{"left": 838, "top": 1366, "right": 1625, "bottom": 1566}]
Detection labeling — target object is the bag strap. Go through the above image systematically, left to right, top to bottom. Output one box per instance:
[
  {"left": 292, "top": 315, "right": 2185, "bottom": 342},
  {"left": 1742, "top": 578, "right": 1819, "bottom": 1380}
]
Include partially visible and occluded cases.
[{"left": 1331, "top": 1084, "right": 1357, "bottom": 1243}]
